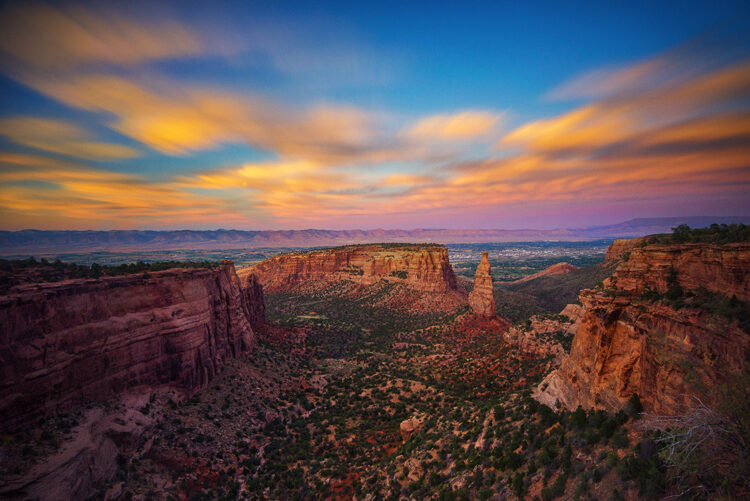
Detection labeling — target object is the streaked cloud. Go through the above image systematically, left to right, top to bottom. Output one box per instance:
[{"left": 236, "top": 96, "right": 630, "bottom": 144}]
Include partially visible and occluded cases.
[
  {"left": 0, "top": 2, "right": 202, "bottom": 71},
  {"left": 0, "top": 2, "right": 747, "bottom": 229},
  {"left": 406, "top": 111, "right": 502, "bottom": 140},
  {"left": 0, "top": 117, "right": 140, "bottom": 160},
  {"left": 0, "top": 153, "right": 244, "bottom": 228}
]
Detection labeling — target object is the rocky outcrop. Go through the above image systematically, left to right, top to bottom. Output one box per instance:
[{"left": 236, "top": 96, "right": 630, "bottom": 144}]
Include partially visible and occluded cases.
[
  {"left": 535, "top": 239, "right": 750, "bottom": 415},
  {"left": 239, "top": 244, "right": 458, "bottom": 293},
  {"left": 469, "top": 252, "right": 495, "bottom": 317},
  {"left": 511, "top": 262, "right": 579, "bottom": 284},
  {"left": 0, "top": 263, "right": 261, "bottom": 431},
  {"left": 503, "top": 305, "right": 582, "bottom": 362},
  {"left": 400, "top": 414, "right": 425, "bottom": 441}
]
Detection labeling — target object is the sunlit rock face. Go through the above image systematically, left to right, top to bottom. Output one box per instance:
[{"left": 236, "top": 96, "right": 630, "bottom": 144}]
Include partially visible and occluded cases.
[
  {"left": 535, "top": 239, "right": 750, "bottom": 415},
  {"left": 609, "top": 241, "right": 750, "bottom": 302},
  {"left": 238, "top": 244, "right": 458, "bottom": 294},
  {"left": 469, "top": 252, "right": 496, "bottom": 317},
  {"left": 0, "top": 263, "right": 261, "bottom": 431}
]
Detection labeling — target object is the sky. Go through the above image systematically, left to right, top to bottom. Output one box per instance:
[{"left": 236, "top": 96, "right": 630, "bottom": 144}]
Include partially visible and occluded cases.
[{"left": 0, "top": 0, "right": 749, "bottom": 230}]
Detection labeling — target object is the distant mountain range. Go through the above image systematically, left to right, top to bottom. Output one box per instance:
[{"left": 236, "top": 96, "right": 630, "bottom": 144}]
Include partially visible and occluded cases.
[{"left": 1, "top": 216, "right": 748, "bottom": 255}]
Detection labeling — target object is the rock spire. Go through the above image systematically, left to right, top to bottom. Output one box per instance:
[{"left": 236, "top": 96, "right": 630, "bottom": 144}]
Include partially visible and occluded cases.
[{"left": 469, "top": 252, "right": 496, "bottom": 317}]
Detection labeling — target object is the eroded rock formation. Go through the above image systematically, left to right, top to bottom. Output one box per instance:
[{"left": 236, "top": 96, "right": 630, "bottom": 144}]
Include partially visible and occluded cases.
[
  {"left": 535, "top": 240, "right": 750, "bottom": 415},
  {"left": 239, "top": 244, "right": 458, "bottom": 293},
  {"left": 469, "top": 252, "right": 495, "bottom": 317},
  {"left": 0, "top": 263, "right": 261, "bottom": 431},
  {"left": 503, "top": 304, "right": 582, "bottom": 362},
  {"left": 400, "top": 414, "right": 425, "bottom": 441}
]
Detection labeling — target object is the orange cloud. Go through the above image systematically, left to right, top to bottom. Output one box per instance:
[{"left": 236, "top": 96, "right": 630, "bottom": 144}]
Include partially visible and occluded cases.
[
  {"left": 21, "top": 73, "right": 417, "bottom": 164},
  {"left": 407, "top": 111, "right": 502, "bottom": 140},
  {"left": 0, "top": 117, "right": 140, "bottom": 160},
  {"left": 0, "top": 153, "right": 248, "bottom": 229}
]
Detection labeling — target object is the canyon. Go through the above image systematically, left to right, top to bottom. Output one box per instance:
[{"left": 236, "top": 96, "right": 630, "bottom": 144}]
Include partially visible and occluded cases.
[{"left": 1, "top": 234, "right": 748, "bottom": 500}]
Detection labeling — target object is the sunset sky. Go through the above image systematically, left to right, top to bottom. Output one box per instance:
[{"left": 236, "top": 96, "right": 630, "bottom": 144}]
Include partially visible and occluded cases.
[{"left": 0, "top": 0, "right": 749, "bottom": 230}]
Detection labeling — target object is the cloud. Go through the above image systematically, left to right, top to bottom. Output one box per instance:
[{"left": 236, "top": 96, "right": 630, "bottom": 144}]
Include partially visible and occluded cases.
[
  {"left": 0, "top": 2, "right": 203, "bottom": 71},
  {"left": 0, "top": 3, "right": 747, "bottom": 229},
  {"left": 386, "top": 56, "right": 750, "bottom": 219},
  {"left": 501, "top": 60, "right": 750, "bottom": 157},
  {"left": 20, "top": 72, "right": 422, "bottom": 164},
  {"left": 406, "top": 111, "right": 502, "bottom": 140},
  {"left": 0, "top": 117, "right": 140, "bottom": 160},
  {"left": 0, "top": 153, "right": 244, "bottom": 228}
]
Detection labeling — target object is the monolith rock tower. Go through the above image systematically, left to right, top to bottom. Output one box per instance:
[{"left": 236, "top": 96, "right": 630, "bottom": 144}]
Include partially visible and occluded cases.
[{"left": 469, "top": 251, "right": 496, "bottom": 317}]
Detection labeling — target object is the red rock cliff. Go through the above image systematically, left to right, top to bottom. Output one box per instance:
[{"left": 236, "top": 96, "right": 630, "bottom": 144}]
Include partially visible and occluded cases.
[
  {"left": 604, "top": 237, "right": 649, "bottom": 262},
  {"left": 535, "top": 239, "right": 750, "bottom": 415},
  {"left": 609, "top": 241, "right": 750, "bottom": 302},
  {"left": 239, "top": 244, "right": 458, "bottom": 293},
  {"left": 469, "top": 252, "right": 495, "bottom": 317},
  {"left": 0, "top": 263, "right": 260, "bottom": 431}
]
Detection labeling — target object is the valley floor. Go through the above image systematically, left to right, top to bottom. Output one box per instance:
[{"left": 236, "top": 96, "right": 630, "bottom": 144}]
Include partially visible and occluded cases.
[{"left": 35, "top": 281, "right": 658, "bottom": 501}]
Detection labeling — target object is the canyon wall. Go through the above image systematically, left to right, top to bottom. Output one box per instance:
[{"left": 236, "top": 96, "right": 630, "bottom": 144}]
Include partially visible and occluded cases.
[
  {"left": 535, "top": 240, "right": 750, "bottom": 415},
  {"left": 239, "top": 244, "right": 458, "bottom": 293},
  {"left": 0, "top": 263, "right": 260, "bottom": 431}
]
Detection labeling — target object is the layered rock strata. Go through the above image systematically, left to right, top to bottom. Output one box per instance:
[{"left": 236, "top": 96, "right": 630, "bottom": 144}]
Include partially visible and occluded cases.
[
  {"left": 535, "top": 240, "right": 750, "bottom": 415},
  {"left": 609, "top": 241, "right": 750, "bottom": 302},
  {"left": 239, "top": 244, "right": 458, "bottom": 293},
  {"left": 469, "top": 252, "right": 496, "bottom": 317},
  {"left": 0, "top": 263, "right": 259, "bottom": 431}
]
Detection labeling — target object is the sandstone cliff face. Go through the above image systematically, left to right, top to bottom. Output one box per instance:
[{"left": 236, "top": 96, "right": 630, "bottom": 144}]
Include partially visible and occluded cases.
[
  {"left": 604, "top": 237, "right": 649, "bottom": 262},
  {"left": 535, "top": 240, "right": 750, "bottom": 415},
  {"left": 609, "top": 241, "right": 750, "bottom": 302},
  {"left": 239, "top": 244, "right": 458, "bottom": 293},
  {"left": 469, "top": 252, "right": 495, "bottom": 317},
  {"left": 0, "top": 263, "right": 260, "bottom": 431}
]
